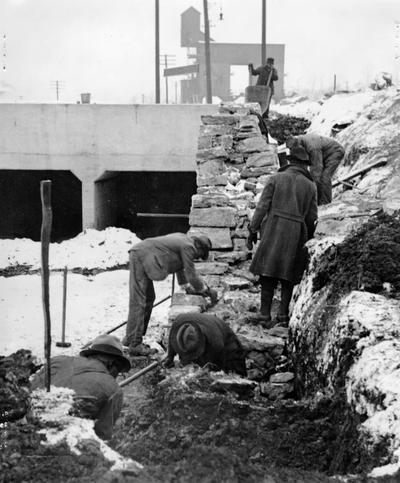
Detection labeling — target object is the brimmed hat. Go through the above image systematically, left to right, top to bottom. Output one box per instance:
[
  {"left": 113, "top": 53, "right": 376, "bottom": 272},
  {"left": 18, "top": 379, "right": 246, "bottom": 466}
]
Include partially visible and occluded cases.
[
  {"left": 287, "top": 145, "right": 310, "bottom": 163},
  {"left": 191, "top": 235, "right": 212, "bottom": 260},
  {"left": 175, "top": 322, "right": 206, "bottom": 360},
  {"left": 80, "top": 334, "right": 131, "bottom": 372}
]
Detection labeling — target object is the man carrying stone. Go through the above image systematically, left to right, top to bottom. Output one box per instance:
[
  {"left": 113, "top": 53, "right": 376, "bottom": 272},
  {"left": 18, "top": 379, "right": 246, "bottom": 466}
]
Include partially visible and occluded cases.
[
  {"left": 248, "top": 57, "right": 278, "bottom": 117},
  {"left": 287, "top": 134, "right": 345, "bottom": 205},
  {"left": 247, "top": 145, "right": 318, "bottom": 326},
  {"left": 124, "top": 233, "right": 218, "bottom": 357},
  {"left": 164, "top": 312, "right": 247, "bottom": 377},
  {"left": 31, "top": 334, "right": 130, "bottom": 440}
]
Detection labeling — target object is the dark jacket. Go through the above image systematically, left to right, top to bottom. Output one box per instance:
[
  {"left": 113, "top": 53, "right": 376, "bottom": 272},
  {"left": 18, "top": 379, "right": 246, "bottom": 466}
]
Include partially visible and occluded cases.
[
  {"left": 250, "top": 64, "right": 278, "bottom": 93},
  {"left": 295, "top": 134, "right": 345, "bottom": 182},
  {"left": 249, "top": 164, "right": 318, "bottom": 284},
  {"left": 130, "top": 233, "right": 205, "bottom": 291},
  {"left": 167, "top": 313, "right": 247, "bottom": 377},
  {"left": 31, "top": 355, "right": 123, "bottom": 440}
]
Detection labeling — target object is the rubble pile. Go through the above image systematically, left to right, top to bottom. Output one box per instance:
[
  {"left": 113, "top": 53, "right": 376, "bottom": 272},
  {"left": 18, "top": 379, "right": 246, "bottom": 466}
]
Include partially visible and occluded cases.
[{"left": 265, "top": 112, "right": 311, "bottom": 144}]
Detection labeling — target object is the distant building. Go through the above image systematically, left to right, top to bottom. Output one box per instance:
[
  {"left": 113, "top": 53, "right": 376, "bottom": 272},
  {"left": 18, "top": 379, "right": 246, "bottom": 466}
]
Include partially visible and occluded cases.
[{"left": 165, "top": 7, "right": 285, "bottom": 103}]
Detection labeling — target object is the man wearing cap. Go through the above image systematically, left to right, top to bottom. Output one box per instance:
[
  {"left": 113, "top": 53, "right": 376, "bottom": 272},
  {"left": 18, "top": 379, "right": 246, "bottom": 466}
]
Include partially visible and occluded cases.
[
  {"left": 248, "top": 57, "right": 278, "bottom": 117},
  {"left": 286, "top": 134, "right": 345, "bottom": 205},
  {"left": 247, "top": 145, "right": 318, "bottom": 326},
  {"left": 125, "top": 233, "right": 218, "bottom": 357},
  {"left": 164, "top": 313, "right": 247, "bottom": 377},
  {"left": 31, "top": 334, "right": 130, "bottom": 440}
]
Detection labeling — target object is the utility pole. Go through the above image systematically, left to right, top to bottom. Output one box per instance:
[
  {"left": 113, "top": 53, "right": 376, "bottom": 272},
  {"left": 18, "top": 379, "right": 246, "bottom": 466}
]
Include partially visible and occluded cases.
[
  {"left": 155, "top": 0, "right": 160, "bottom": 103},
  {"left": 203, "top": 0, "right": 212, "bottom": 103},
  {"left": 261, "top": 0, "right": 266, "bottom": 63},
  {"left": 160, "top": 54, "right": 176, "bottom": 104},
  {"left": 50, "top": 80, "right": 65, "bottom": 102}
]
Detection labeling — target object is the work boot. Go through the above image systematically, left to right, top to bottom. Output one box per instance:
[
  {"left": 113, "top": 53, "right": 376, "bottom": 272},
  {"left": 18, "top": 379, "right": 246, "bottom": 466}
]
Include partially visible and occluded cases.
[
  {"left": 253, "top": 314, "right": 275, "bottom": 329},
  {"left": 275, "top": 315, "right": 290, "bottom": 327},
  {"left": 129, "top": 343, "right": 157, "bottom": 357}
]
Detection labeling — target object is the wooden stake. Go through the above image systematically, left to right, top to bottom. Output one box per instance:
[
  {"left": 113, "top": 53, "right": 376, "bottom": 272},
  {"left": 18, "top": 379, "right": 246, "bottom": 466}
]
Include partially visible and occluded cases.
[{"left": 40, "top": 180, "right": 52, "bottom": 392}]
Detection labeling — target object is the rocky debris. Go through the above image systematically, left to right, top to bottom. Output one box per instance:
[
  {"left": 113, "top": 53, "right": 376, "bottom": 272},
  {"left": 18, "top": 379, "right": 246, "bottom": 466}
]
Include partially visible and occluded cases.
[
  {"left": 264, "top": 112, "right": 311, "bottom": 145},
  {"left": 210, "top": 375, "right": 257, "bottom": 396}
]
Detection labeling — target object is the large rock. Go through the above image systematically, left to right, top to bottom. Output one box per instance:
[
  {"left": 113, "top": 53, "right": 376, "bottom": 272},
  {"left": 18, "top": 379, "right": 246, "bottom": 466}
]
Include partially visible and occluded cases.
[
  {"left": 201, "top": 114, "right": 240, "bottom": 125},
  {"left": 199, "top": 124, "right": 235, "bottom": 136},
  {"left": 236, "top": 136, "right": 269, "bottom": 154},
  {"left": 197, "top": 147, "right": 229, "bottom": 161},
  {"left": 246, "top": 151, "right": 278, "bottom": 168},
  {"left": 197, "top": 159, "right": 226, "bottom": 177},
  {"left": 191, "top": 194, "right": 231, "bottom": 209},
  {"left": 189, "top": 207, "right": 238, "bottom": 228},
  {"left": 188, "top": 227, "right": 233, "bottom": 249},
  {"left": 194, "top": 261, "right": 229, "bottom": 275},
  {"left": 171, "top": 293, "right": 207, "bottom": 309},
  {"left": 168, "top": 305, "right": 203, "bottom": 322},
  {"left": 237, "top": 328, "right": 285, "bottom": 356}
]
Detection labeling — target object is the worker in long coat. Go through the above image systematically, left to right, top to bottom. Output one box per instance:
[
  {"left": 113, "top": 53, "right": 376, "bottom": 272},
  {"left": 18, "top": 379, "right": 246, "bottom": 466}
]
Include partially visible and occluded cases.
[
  {"left": 248, "top": 57, "right": 278, "bottom": 117},
  {"left": 287, "top": 134, "right": 345, "bottom": 205},
  {"left": 248, "top": 145, "right": 318, "bottom": 325},
  {"left": 124, "top": 233, "right": 218, "bottom": 357},
  {"left": 164, "top": 313, "right": 247, "bottom": 377},
  {"left": 31, "top": 334, "right": 130, "bottom": 440}
]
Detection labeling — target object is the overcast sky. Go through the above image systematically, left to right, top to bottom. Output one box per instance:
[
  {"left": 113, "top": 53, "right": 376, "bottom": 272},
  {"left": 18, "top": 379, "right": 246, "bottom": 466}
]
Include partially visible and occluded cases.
[{"left": 0, "top": 0, "right": 399, "bottom": 103}]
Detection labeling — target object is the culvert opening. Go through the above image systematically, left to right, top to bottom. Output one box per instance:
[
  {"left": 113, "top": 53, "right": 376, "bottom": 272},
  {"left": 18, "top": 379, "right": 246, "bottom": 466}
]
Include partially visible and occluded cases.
[
  {"left": 0, "top": 170, "right": 82, "bottom": 242},
  {"left": 95, "top": 171, "right": 197, "bottom": 238}
]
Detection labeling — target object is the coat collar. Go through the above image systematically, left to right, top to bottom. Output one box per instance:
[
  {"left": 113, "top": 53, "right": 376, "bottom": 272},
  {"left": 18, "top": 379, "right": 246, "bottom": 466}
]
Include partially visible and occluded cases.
[{"left": 278, "top": 163, "right": 314, "bottom": 182}]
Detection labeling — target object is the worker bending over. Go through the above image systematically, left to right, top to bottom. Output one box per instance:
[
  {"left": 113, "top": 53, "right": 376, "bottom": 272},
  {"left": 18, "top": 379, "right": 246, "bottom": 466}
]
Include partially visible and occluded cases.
[
  {"left": 287, "top": 134, "right": 345, "bottom": 205},
  {"left": 247, "top": 145, "right": 318, "bottom": 326},
  {"left": 125, "top": 233, "right": 218, "bottom": 357},
  {"left": 164, "top": 313, "right": 247, "bottom": 377},
  {"left": 31, "top": 334, "right": 130, "bottom": 440}
]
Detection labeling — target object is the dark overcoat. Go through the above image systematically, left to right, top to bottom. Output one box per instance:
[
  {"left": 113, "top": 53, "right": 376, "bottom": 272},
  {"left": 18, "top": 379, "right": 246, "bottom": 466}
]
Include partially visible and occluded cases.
[
  {"left": 249, "top": 164, "right": 318, "bottom": 284},
  {"left": 167, "top": 313, "right": 247, "bottom": 377}
]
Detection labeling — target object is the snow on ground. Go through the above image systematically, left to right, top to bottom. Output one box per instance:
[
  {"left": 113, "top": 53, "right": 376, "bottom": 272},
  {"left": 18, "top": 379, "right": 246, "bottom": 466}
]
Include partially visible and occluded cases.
[
  {"left": 307, "top": 89, "right": 381, "bottom": 136},
  {"left": 271, "top": 97, "right": 322, "bottom": 120},
  {"left": 0, "top": 227, "right": 141, "bottom": 271},
  {"left": 0, "top": 227, "right": 174, "bottom": 358},
  {"left": 0, "top": 270, "right": 173, "bottom": 358}
]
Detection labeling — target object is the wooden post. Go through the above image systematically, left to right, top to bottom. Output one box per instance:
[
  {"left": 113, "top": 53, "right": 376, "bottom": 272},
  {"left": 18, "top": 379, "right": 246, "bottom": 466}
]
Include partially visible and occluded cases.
[
  {"left": 155, "top": 0, "right": 160, "bottom": 103},
  {"left": 261, "top": 0, "right": 266, "bottom": 64},
  {"left": 40, "top": 180, "right": 52, "bottom": 392}
]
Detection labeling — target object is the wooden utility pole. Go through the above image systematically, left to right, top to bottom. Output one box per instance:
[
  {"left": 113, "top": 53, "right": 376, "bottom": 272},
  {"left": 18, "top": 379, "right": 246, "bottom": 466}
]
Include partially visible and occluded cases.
[
  {"left": 155, "top": 0, "right": 160, "bottom": 103},
  {"left": 203, "top": 0, "right": 212, "bottom": 103},
  {"left": 261, "top": 0, "right": 266, "bottom": 63},
  {"left": 40, "top": 180, "right": 52, "bottom": 392}
]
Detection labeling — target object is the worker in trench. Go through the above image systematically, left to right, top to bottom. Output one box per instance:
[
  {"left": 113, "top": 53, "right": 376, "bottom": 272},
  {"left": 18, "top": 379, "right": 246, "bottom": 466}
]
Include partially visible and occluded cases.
[
  {"left": 286, "top": 134, "right": 345, "bottom": 205},
  {"left": 247, "top": 144, "right": 318, "bottom": 326},
  {"left": 124, "top": 233, "right": 218, "bottom": 357},
  {"left": 163, "top": 312, "right": 247, "bottom": 377},
  {"left": 31, "top": 334, "right": 130, "bottom": 440}
]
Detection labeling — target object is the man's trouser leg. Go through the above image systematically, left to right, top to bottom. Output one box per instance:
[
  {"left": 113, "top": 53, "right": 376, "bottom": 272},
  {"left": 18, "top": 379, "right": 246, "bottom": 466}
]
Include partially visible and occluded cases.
[
  {"left": 319, "top": 151, "right": 344, "bottom": 205},
  {"left": 126, "top": 252, "right": 155, "bottom": 348},
  {"left": 260, "top": 276, "right": 278, "bottom": 318},
  {"left": 278, "top": 279, "right": 294, "bottom": 318}
]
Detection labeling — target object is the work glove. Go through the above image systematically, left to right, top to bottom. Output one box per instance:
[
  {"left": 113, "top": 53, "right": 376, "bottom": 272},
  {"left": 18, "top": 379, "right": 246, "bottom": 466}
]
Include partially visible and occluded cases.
[
  {"left": 246, "top": 231, "right": 258, "bottom": 250},
  {"left": 204, "top": 285, "right": 219, "bottom": 305}
]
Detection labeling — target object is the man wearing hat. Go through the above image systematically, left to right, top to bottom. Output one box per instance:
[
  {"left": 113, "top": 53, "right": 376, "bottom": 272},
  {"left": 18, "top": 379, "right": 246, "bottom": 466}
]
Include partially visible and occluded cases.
[
  {"left": 248, "top": 57, "right": 278, "bottom": 117},
  {"left": 286, "top": 134, "right": 345, "bottom": 205},
  {"left": 247, "top": 144, "right": 318, "bottom": 326},
  {"left": 125, "top": 233, "right": 218, "bottom": 357},
  {"left": 164, "top": 313, "right": 247, "bottom": 377},
  {"left": 31, "top": 334, "right": 130, "bottom": 440}
]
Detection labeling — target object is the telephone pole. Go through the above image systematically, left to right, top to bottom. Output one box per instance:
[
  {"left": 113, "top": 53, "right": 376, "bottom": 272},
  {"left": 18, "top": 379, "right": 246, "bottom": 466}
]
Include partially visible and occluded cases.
[
  {"left": 155, "top": 0, "right": 160, "bottom": 103},
  {"left": 203, "top": 0, "right": 212, "bottom": 103},
  {"left": 261, "top": 0, "right": 266, "bottom": 63},
  {"left": 50, "top": 80, "right": 65, "bottom": 102}
]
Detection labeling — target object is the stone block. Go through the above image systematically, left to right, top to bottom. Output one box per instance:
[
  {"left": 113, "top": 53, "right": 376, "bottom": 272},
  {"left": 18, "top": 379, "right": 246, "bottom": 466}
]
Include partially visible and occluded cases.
[
  {"left": 202, "top": 114, "right": 240, "bottom": 125},
  {"left": 238, "top": 115, "right": 260, "bottom": 130},
  {"left": 200, "top": 124, "right": 235, "bottom": 136},
  {"left": 197, "top": 135, "right": 214, "bottom": 150},
  {"left": 215, "top": 135, "right": 234, "bottom": 150},
  {"left": 236, "top": 136, "right": 269, "bottom": 154},
  {"left": 197, "top": 146, "right": 229, "bottom": 161},
  {"left": 246, "top": 151, "right": 277, "bottom": 168},
  {"left": 227, "top": 153, "right": 245, "bottom": 164},
  {"left": 197, "top": 159, "right": 226, "bottom": 177},
  {"left": 241, "top": 166, "right": 277, "bottom": 178},
  {"left": 197, "top": 174, "right": 228, "bottom": 187},
  {"left": 191, "top": 194, "right": 231, "bottom": 209},
  {"left": 189, "top": 207, "right": 238, "bottom": 228},
  {"left": 188, "top": 227, "right": 233, "bottom": 249},
  {"left": 233, "top": 238, "right": 247, "bottom": 251},
  {"left": 214, "top": 251, "right": 249, "bottom": 265},
  {"left": 195, "top": 261, "right": 229, "bottom": 275},
  {"left": 222, "top": 276, "right": 252, "bottom": 290},
  {"left": 171, "top": 293, "right": 207, "bottom": 309},
  {"left": 168, "top": 305, "right": 203, "bottom": 322},
  {"left": 268, "top": 326, "right": 289, "bottom": 339},
  {"left": 238, "top": 332, "right": 285, "bottom": 354},
  {"left": 269, "top": 372, "right": 294, "bottom": 384},
  {"left": 210, "top": 377, "right": 257, "bottom": 396},
  {"left": 259, "top": 382, "right": 294, "bottom": 399}
]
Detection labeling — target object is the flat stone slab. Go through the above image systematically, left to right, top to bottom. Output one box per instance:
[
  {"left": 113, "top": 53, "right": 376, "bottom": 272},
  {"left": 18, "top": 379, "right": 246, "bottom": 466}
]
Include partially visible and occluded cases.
[
  {"left": 202, "top": 114, "right": 240, "bottom": 125},
  {"left": 236, "top": 136, "right": 269, "bottom": 153},
  {"left": 189, "top": 207, "right": 238, "bottom": 228},
  {"left": 188, "top": 227, "right": 233, "bottom": 249},
  {"left": 195, "top": 261, "right": 229, "bottom": 275},
  {"left": 222, "top": 276, "right": 252, "bottom": 290},
  {"left": 171, "top": 293, "right": 206, "bottom": 309},
  {"left": 168, "top": 305, "right": 203, "bottom": 322},
  {"left": 237, "top": 329, "right": 285, "bottom": 355},
  {"left": 269, "top": 372, "right": 294, "bottom": 383},
  {"left": 210, "top": 376, "right": 257, "bottom": 396},
  {"left": 259, "top": 381, "right": 294, "bottom": 399}
]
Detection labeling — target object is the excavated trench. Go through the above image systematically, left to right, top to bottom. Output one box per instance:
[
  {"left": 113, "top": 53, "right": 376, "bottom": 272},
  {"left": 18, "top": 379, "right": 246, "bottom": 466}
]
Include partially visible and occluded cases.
[{"left": 1, "top": 214, "right": 400, "bottom": 482}]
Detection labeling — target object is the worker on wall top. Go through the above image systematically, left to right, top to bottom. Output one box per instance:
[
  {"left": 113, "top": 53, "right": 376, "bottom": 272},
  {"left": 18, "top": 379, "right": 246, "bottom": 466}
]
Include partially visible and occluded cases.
[{"left": 248, "top": 57, "right": 278, "bottom": 118}]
